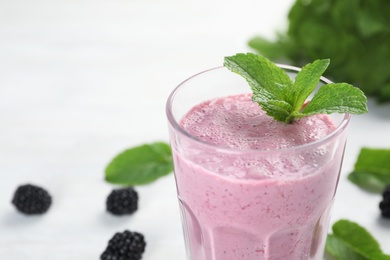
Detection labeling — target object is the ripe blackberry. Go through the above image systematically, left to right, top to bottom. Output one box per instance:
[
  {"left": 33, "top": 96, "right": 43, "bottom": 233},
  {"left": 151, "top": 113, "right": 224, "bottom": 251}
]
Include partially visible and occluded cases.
[
  {"left": 12, "top": 184, "right": 52, "bottom": 215},
  {"left": 379, "top": 185, "right": 390, "bottom": 218},
  {"left": 382, "top": 185, "right": 390, "bottom": 200},
  {"left": 106, "top": 187, "right": 138, "bottom": 215},
  {"left": 100, "top": 230, "right": 146, "bottom": 260}
]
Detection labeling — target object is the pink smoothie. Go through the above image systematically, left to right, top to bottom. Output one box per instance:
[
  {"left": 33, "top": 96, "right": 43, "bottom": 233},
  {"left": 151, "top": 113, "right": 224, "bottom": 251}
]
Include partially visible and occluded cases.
[{"left": 170, "top": 94, "right": 347, "bottom": 260}]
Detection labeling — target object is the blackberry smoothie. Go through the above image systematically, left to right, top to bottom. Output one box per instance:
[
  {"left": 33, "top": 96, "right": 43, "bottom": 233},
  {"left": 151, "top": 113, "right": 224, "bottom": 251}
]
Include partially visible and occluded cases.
[{"left": 167, "top": 67, "right": 350, "bottom": 260}]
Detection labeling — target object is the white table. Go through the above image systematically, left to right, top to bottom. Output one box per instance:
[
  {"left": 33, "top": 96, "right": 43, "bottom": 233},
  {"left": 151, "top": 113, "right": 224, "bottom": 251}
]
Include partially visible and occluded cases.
[{"left": 0, "top": 0, "right": 389, "bottom": 259}]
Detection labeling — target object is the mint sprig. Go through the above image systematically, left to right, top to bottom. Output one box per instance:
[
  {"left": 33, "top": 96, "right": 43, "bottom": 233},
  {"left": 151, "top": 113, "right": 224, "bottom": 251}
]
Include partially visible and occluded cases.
[
  {"left": 223, "top": 53, "right": 368, "bottom": 123},
  {"left": 105, "top": 142, "right": 173, "bottom": 185},
  {"left": 348, "top": 148, "right": 390, "bottom": 192},
  {"left": 326, "top": 220, "right": 390, "bottom": 260}
]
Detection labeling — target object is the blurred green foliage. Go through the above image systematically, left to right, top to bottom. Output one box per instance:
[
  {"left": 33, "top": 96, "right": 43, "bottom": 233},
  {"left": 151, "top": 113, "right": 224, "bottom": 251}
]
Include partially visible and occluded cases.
[{"left": 249, "top": 0, "right": 390, "bottom": 102}]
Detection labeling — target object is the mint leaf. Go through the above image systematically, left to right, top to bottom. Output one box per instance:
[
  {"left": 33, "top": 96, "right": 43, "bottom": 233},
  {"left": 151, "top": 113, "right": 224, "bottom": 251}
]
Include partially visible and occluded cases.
[
  {"left": 223, "top": 53, "right": 368, "bottom": 123},
  {"left": 224, "top": 53, "right": 293, "bottom": 102},
  {"left": 290, "top": 59, "right": 330, "bottom": 111},
  {"left": 302, "top": 83, "right": 368, "bottom": 116},
  {"left": 260, "top": 100, "right": 293, "bottom": 122},
  {"left": 105, "top": 142, "right": 173, "bottom": 185},
  {"left": 348, "top": 148, "right": 390, "bottom": 192},
  {"left": 348, "top": 171, "right": 389, "bottom": 193},
  {"left": 326, "top": 220, "right": 390, "bottom": 260},
  {"left": 326, "top": 235, "right": 369, "bottom": 260}
]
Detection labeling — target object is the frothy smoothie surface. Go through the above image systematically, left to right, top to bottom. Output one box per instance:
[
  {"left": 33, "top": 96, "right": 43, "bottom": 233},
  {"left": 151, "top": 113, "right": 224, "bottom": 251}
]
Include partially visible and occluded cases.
[{"left": 181, "top": 93, "right": 336, "bottom": 150}]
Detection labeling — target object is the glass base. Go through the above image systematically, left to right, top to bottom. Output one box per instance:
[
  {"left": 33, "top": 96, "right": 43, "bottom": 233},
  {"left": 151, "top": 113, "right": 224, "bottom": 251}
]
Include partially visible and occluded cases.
[{"left": 179, "top": 198, "right": 333, "bottom": 260}]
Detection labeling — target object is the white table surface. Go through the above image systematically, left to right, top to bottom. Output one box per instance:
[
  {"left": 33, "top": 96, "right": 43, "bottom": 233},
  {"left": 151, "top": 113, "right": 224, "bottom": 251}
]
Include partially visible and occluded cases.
[{"left": 0, "top": 0, "right": 389, "bottom": 259}]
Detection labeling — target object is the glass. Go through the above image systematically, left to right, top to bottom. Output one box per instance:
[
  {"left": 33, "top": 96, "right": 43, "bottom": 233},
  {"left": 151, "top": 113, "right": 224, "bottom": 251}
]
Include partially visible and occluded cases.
[{"left": 166, "top": 65, "right": 350, "bottom": 260}]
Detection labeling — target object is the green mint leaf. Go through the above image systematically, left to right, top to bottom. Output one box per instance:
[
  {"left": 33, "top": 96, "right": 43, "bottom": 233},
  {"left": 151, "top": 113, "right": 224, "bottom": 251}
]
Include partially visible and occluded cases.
[
  {"left": 224, "top": 53, "right": 368, "bottom": 123},
  {"left": 224, "top": 53, "right": 293, "bottom": 102},
  {"left": 290, "top": 59, "right": 330, "bottom": 111},
  {"left": 302, "top": 83, "right": 368, "bottom": 116},
  {"left": 259, "top": 100, "right": 294, "bottom": 123},
  {"left": 105, "top": 142, "right": 173, "bottom": 185},
  {"left": 348, "top": 148, "right": 390, "bottom": 192},
  {"left": 348, "top": 171, "right": 389, "bottom": 193},
  {"left": 326, "top": 220, "right": 390, "bottom": 260},
  {"left": 326, "top": 234, "right": 369, "bottom": 260}
]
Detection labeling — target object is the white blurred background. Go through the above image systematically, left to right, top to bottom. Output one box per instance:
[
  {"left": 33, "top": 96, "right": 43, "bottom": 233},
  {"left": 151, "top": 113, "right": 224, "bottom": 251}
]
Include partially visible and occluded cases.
[{"left": 0, "top": 0, "right": 389, "bottom": 259}]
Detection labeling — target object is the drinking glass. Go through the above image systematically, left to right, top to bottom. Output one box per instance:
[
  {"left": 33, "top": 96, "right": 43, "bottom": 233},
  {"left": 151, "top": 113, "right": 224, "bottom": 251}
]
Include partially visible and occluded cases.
[{"left": 166, "top": 65, "right": 350, "bottom": 260}]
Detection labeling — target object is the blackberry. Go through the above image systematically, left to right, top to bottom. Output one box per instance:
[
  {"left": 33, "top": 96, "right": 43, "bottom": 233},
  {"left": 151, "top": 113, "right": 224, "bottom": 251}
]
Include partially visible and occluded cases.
[
  {"left": 12, "top": 184, "right": 52, "bottom": 215},
  {"left": 379, "top": 185, "right": 390, "bottom": 218},
  {"left": 106, "top": 187, "right": 138, "bottom": 215},
  {"left": 100, "top": 230, "right": 146, "bottom": 260}
]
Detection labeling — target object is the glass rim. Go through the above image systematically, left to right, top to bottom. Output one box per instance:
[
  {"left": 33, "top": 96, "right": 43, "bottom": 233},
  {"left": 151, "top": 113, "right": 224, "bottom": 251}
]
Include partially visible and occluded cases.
[{"left": 166, "top": 65, "right": 351, "bottom": 154}]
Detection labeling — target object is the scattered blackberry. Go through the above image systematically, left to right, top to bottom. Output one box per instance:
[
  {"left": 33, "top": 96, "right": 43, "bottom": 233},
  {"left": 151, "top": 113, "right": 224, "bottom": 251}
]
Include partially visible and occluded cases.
[
  {"left": 12, "top": 184, "right": 52, "bottom": 215},
  {"left": 379, "top": 185, "right": 390, "bottom": 218},
  {"left": 106, "top": 187, "right": 138, "bottom": 216},
  {"left": 100, "top": 230, "right": 146, "bottom": 260}
]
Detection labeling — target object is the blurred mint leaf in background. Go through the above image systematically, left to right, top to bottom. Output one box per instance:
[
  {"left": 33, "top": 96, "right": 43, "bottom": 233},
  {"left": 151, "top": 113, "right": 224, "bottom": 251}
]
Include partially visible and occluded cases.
[
  {"left": 249, "top": 0, "right": 390, "bottom": 102},
  {"left": 105, "top": 142, "right": 173, "bottom": 185},
  {"left": 348, "top": 148, "right": 390, "bottom": 193},
  {"left": 326, "top": 220, "right": 390, "bottom": 260}
]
